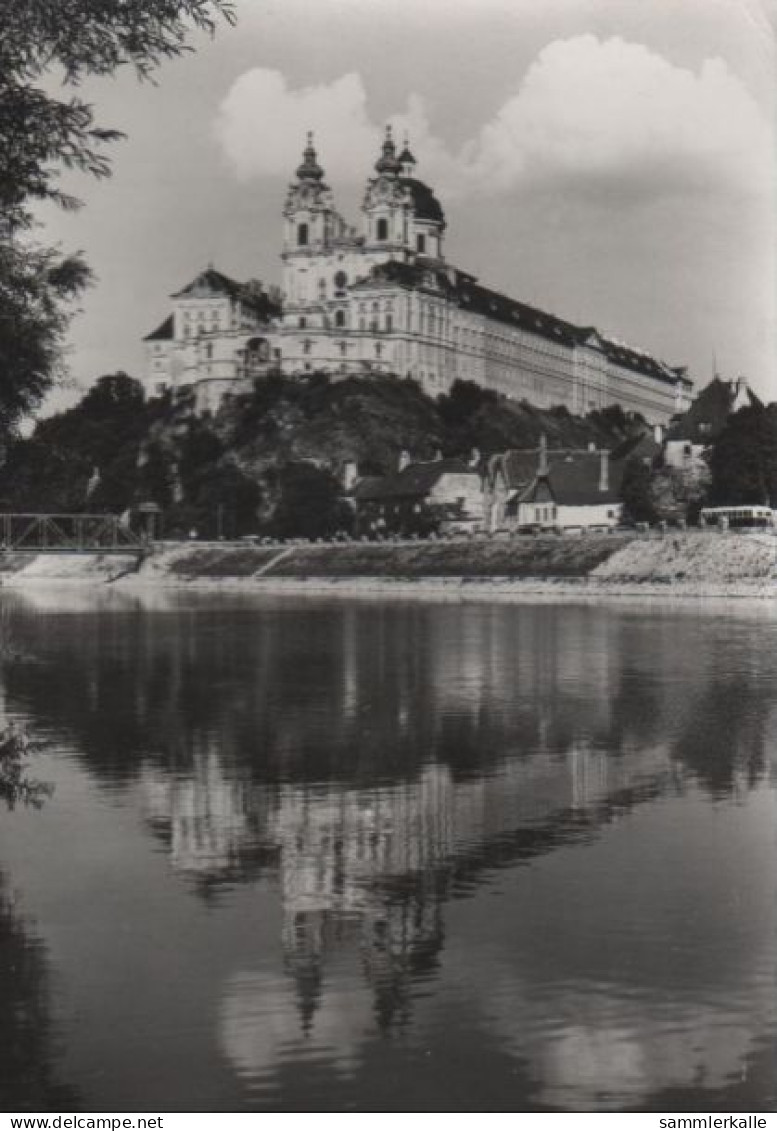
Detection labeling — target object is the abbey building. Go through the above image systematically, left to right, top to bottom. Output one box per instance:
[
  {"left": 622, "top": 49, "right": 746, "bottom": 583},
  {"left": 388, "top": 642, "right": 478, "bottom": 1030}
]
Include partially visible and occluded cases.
[{"left": 143, "top": 129, "right": 693, "bottom": 422}]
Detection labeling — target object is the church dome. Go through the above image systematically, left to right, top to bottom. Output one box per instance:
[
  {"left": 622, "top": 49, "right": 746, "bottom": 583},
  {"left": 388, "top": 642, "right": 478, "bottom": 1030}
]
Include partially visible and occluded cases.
[
  {"left": 374, "top": 125, "right": 402, "bottom": 176},
  {"left": 296, "top": 132, "right": 325, "bottom": 182},
  {"left": 398, "top": 142, "right": 416, "bottom": 171},
  {"left": 400, "top": 177, "right": 445, "bottom": 225}
]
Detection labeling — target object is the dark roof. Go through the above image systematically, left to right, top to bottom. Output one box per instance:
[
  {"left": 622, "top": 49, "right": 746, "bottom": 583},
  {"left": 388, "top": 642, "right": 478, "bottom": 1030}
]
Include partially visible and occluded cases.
[
  {"left": 400, "top": 177, "right": 445, "bottom": 225},
  {"left": 353, "top": 261, "right": 686, "bottom": 386},
  {"left": 172, "top": 267, "right": 244, "bottom": 300},
  {"left": 171, "top": 268, "right": 281, "bottom": 321},
  {"left": 143, "top": 314, "right": 174, "bottom": 342},
  {"left": 595, "top": 337, "right": 678, "bottom": 385},
  {"left": 666, "top": 377, "right": 738, "bottom": 443},
  {"left": 492, "top": 446, "right": 624, "bottom": 505},
  {"left": 489, "top": 449, "right": 540, "bottom": 490},
  {"left": 541, "top": 454, "right": 623, "bottom": 506},
  {"left": 354, "top": 458, "right": 476, "bottom": 502}
]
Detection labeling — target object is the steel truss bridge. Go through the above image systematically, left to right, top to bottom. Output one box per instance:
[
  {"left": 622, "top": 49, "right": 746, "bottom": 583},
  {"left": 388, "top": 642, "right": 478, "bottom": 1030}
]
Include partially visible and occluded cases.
[{"left": 0, "top": 514, "right": 147, "bottom": 553}]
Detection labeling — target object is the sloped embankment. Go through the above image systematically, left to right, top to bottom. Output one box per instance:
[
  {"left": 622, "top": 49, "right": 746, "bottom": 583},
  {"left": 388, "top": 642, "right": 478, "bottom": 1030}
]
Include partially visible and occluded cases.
[
  {"left": 592, "top": 533, "right": 777, "bottom": 585},
  {"left": 3, "top": 534, "right": 774, "bottom": 592},
  {"left": 138, "top": 535, "right": 631, "bottom": 583},
  {"left": 0, "top": 553, "right": 141, "bottom": 583}
]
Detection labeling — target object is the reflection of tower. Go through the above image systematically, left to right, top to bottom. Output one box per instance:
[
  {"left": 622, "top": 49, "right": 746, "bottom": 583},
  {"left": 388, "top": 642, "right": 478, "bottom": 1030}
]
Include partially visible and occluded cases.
[
  {"left": 273, "top": 767, "right": 454, "bottom": 1035},
  {"left": 359, "top": 882, "right": 445, "bottom": 1034},
  {"left": 282, "top": 910, "right": 326, "bottom": 1037}
]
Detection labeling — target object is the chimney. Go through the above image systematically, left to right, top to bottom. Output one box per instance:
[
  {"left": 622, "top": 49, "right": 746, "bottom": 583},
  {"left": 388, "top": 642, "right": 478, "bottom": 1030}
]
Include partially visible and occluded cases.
[
  {"left": 653, "top": 424, "right": 664, "bottom": 444},
  {"left": 538, "top": 433, "right": 549, "bottom": 477},
  {"left": 398, "top": 449, "right": 411, "bottom": 472},
  {"left": 599, "top": 450, "right": 609, "bottom": 492},
  {"left": 342, "top": 460, "right": 358, "bottom": 491}
]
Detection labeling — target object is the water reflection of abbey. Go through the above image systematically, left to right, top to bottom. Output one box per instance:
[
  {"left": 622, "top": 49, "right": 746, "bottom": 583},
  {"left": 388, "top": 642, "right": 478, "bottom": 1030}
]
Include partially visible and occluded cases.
[
  {"left": 4, "top": 593, "right": 776, "bottom": 1106},
  {"left": 139, "top": 604, "right": 689, "bottom": 1033}
]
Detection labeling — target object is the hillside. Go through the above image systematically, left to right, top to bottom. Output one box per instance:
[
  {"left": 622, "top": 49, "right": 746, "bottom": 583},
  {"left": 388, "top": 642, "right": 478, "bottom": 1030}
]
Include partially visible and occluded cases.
[{"left": 0, "top": 371, "right": 643, "bottom": 538}]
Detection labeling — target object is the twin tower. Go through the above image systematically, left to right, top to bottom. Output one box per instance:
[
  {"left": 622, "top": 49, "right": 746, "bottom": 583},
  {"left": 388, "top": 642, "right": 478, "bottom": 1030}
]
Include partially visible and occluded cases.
[{"left": 281, "top": 127, "right": 447, "bottom": 308}]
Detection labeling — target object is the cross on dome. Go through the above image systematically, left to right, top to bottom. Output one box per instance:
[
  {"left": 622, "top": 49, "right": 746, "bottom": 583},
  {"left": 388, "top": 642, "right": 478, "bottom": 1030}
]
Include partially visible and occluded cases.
[
  {"left": 375, "top": 124, "right": 402, "bottom": 176},
  {"left": 296, "top": 131, "right": 325, "bottom": 182},
  {"left": 398, "top": 134, "right": 417, "bottom": 176}
]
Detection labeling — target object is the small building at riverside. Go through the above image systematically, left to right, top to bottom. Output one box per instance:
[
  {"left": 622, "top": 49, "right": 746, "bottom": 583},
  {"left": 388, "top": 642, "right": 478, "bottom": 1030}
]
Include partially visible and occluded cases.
[
  {"left": 143, "top": 130, "right": 693, "bottom": 424},
  {"left": 663, "top": 376, "right": 752, "bottom": 470},
  {"left": 351, "top": 439, "right": 625, "bottom": 537},
  {"left": 484, "top": 439, "right": 624, "bottom": 532},
  {"left": 353, "top": 455, "right": 484, "bottom": 537}
]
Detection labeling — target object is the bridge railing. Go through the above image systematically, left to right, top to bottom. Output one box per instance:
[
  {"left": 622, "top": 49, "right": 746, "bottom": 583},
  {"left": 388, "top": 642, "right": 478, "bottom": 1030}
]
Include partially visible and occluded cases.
[{"left": 0, "top": 514, "right": 147, "bottom": 552}]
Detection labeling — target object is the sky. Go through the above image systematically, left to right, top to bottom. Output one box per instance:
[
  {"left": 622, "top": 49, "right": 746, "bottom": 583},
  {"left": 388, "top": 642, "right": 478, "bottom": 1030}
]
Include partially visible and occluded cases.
[{"left": 40, "top": 0, "right": 777, "bottom": 413}]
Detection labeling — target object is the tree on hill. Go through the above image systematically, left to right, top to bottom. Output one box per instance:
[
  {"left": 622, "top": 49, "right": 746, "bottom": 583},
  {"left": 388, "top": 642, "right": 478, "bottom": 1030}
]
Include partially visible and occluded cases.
[
  {"left": 0, "top": 0, "right": 235, "bottom": 430},
  {"left": 0, "top": 372, "right": 151, "bottom": 511},
  {"left": 708, "top": 402, "right": 777, "bottom": 506},
  {"left": 620, "top": 458, "right": 659, "bottom": 524},
  {"left": 165, "top": 461, "right": 262, "bottom": 540},
  {"left": 264, "top": 462, "right": 353, "bottom": 540}
]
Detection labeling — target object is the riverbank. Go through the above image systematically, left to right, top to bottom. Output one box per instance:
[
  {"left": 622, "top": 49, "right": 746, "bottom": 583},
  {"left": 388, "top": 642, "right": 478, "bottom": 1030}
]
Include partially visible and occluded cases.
[{"left": 1, "top": 532, "right": 775, "bottom": 600}]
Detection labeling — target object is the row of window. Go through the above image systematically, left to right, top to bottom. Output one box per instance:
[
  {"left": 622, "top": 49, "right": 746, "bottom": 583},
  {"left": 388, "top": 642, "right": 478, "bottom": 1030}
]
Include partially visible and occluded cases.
[
  {"left": 297, "top": 219, "right": 428, "bottom": 253},
  {"left": 181, "top": 307, "right": 225, "bottom": 322}
]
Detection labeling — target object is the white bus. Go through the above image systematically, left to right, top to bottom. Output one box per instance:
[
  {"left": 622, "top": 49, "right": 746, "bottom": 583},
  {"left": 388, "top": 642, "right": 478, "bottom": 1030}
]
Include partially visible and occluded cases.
[{"left": 699, "top": 505, "right": 775, "bottom": 530}]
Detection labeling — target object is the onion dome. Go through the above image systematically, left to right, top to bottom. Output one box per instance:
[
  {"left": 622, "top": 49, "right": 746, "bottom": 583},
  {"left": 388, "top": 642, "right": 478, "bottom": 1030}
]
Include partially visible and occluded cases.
[
  {"left": 375, "top": 125, "right": 402, "bottom": 176},
  {"left": 296, "top": 131, "right": 325, "bottom": 182},
  {"left": 398, "top": 135, "right": 416, "bottom": 175}
]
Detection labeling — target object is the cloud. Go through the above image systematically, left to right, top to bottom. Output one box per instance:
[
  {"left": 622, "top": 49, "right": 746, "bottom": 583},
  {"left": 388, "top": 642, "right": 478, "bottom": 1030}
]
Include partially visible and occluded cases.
[
  {"left": 466, "top": 35, "right": 773, "bottom": 199},
  {"left": 216, "top": 36, "right": 773, "bottom": 204},
  {"left": 215, "top": 68, "right": 454, "bottom": 190}
]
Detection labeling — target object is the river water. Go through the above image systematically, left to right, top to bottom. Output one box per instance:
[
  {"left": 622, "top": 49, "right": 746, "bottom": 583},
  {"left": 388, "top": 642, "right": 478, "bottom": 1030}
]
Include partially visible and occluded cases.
[{"left": 0, "top": 589, "right": 775, "bottom": 1113}]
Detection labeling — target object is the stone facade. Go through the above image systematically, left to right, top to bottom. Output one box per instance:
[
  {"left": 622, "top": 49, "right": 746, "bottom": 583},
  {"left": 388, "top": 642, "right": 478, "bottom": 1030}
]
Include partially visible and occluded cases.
[{"left": 143, "top": 268, "right": 282, "bottom": 413}]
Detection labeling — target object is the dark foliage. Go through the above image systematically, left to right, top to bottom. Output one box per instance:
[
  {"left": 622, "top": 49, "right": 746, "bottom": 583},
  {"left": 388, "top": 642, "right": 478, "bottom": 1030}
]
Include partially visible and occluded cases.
[
  {"left": 0, "top": 0, "right": 235, "bottom": 428},
  {"left": 0, "top": 244, "right": 91, "bottom": 431},
  {"left": 2, "top": 370, "right": 652, "bottom": 538},
  {"left": 0, "top": 372, "right": 151, "bottom": 511},
  {"left": 708, "top": 403, "right": 777, "bottom": 506},
  {"left": 620, "top": 458, "right": 658, "bottom": 524},
  {"left": 166, "top": 459, "right": 262, "bottom": 540},
  {"left": 265, "top": 462, "right": 354, "bottom": 540},
  {"left": 0, "top": 727, "right": 51, "bottom": 810}
]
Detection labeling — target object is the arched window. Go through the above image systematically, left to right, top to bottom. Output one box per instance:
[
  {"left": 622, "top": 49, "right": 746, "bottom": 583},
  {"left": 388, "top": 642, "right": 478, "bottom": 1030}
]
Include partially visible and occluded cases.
[
  {"left": 376, "top": 218, "right": 389, "bottom": 241},
  {"left": 297, "top": 222, "right": 309, "bottom": 247},
  {"left": 416, "top": 233, "right": 426, "bottom": 253},
  {"left": 334, "top": 270, "right": 348, "bottom": 292},
  {"left": 335, "top": 309, "right": 346, "bottom": 328},
  {"left": 298, "top": 316, "right": 307, "bottom": 329}
]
